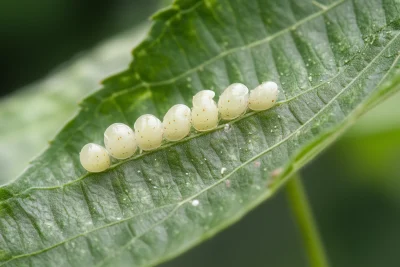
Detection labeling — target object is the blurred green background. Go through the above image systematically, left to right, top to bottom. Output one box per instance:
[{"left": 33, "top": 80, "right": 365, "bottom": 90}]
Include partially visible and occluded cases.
[{"left": 0, "top": 1, "right": 399, "bottom": 266}]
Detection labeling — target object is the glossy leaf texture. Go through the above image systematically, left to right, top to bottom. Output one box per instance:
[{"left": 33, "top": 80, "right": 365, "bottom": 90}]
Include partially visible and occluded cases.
[{"left": 1, "top": 0, "right": 400, "bottom": 266}]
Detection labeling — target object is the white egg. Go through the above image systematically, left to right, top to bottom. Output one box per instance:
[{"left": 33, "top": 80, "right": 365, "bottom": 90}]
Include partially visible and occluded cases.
[
  {"left": 248, "top": 81, "right": 279, "bottom": 111},
  {"left": 218, "top": 83, "right": 249, "bottom": 120},
  {"left": 191, "top": 90, "right": 219, "bottom": 131},
  {"left": 192, "top": 90, "right": 215, "bottom": 106},
  {"left": 163, "top": 104, "right": 191, "bottom": 141},
  {"left": 134, "top": 114, "right": 163, "bottom": 150},
  {"left": 104, "top": 123, "right": 137, "bottom": 159},
  {"left": 80, "top": 143, "right": 110, "bottom": 173}
]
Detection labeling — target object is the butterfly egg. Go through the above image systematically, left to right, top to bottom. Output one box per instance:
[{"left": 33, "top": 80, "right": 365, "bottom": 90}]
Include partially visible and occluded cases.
[
  {"left": 248, "top": 81, "right": 279, "bottom": 111},
  {"left": 218, "top": 83, "right": 249, "bottom": 120},
  {"left": 191, "top": 90, "right": 219, "bottom": 131},
  {"left": 163, "top": 104, "right": 191, "bottom": 141},
  {"left": 134, "top": 114, "right": 163, "bottom": 151},
  {"left": 104, "top": 123, "right": 137, "bottom": 159},
  {"left": 80, "top": 143, "right": 110, "bottom": 173}
]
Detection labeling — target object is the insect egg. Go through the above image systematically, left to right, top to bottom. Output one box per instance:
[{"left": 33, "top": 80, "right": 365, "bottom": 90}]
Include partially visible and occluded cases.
[
  {"left": 248, "top": 81, "right": 279, "bottom": 111},
  {"left": 218, "top": 83, "right": 249, "bottom": 120},
  {"left": 191, "top": 90, "right": 219, "bottom": 131},
  {"left": 163, "top": 104, "right": 191, "bottom": 141},
  {"left": 134, "top": 114, "right": 163, "bottom": 151},
  {"left": 104, "top": 123, "right": 137, "bottom": 159},
  {"left": 80, "top": 143, "right": 110, "bottom": 172}
]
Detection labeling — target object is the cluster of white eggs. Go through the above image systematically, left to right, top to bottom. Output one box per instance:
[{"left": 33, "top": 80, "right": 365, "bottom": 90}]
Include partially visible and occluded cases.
[{"left": 80, "top": 81, "right": 279, "bottom": 173}]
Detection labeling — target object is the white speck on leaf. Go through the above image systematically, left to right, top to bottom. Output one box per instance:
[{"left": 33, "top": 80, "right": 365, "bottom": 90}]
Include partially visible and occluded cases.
[
  {"left": 224, "top": 124, "right": 231, "bottom": 132},
  {"left": 221, "top": 167, "right": 227, "bottom": 174},
  {"left": 271, "top": 167, "right": 284, "bottom": 178},
  {"left": 192, "top": 199, "right": 200, "bottom": 206}
]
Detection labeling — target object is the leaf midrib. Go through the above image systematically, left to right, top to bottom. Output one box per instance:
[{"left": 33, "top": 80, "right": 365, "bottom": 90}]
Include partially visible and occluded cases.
[{"left": 3, "top": 28, "right": 400, "bottom": 266}]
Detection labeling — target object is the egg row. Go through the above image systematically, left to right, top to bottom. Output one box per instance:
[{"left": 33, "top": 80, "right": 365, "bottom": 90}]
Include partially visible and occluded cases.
[{"left": 80, "top": 81, "right": 279, "bottom": 173}]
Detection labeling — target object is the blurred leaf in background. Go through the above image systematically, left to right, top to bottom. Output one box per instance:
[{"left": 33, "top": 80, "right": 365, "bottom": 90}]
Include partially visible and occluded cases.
[
  {"left": 0, "top": 0, "right": 158, "bottom": 96},
  {"left": 0, "top": 0, "right": 162, "bottom": 183},
  {"left": 0, "top": 23, "right": 150, "bottom": 182}
]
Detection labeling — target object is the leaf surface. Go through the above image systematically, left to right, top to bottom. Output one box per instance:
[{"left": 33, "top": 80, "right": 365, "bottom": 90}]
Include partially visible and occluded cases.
[{"left": 1, "top": 0, "right": 400, "bottom": 266}]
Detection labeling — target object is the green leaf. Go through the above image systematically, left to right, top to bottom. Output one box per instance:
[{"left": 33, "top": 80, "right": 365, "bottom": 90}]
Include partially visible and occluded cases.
[
  {"left": 1, "top": 0, "right": 400, "bottom": 266},
  {"left": 0, "top": 24, "right": 149, "bottom": 183}
]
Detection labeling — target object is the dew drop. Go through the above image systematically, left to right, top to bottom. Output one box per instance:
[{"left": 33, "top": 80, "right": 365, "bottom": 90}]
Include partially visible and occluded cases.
[
  {"left": 224, "top": 124, "right": 231, "bottom": 132},
  {"left": 221, "top": 167, "right": 227, "bottom": 174},
  {"left": 192, "top": 199, "right": 200, "bottom": 206}
]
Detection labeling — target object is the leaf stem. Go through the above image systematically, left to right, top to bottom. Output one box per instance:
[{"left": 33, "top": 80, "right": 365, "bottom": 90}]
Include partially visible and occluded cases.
[{"left": 285, "top": 173, "right": 330, "bottom": 267}]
